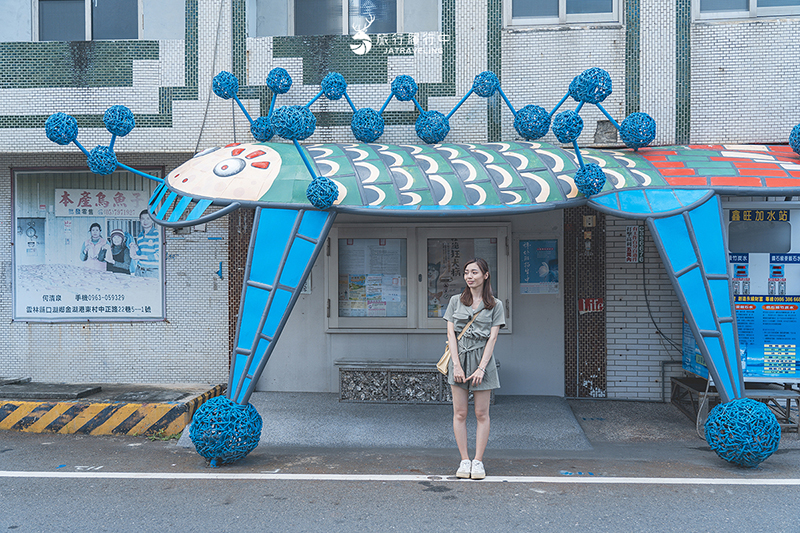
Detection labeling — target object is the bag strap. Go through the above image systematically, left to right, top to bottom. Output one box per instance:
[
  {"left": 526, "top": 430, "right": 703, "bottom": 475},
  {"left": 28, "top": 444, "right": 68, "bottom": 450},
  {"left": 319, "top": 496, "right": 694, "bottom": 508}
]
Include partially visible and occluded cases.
[{"left": 455, "top": 313, "right": 479, "bottom": 341}]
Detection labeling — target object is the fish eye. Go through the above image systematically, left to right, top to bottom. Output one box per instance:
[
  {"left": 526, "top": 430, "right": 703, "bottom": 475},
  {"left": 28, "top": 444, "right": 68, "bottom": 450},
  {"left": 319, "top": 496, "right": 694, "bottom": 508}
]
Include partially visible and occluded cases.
[{"left": 214, "top": 158, "right": 246, "bottom": 177}]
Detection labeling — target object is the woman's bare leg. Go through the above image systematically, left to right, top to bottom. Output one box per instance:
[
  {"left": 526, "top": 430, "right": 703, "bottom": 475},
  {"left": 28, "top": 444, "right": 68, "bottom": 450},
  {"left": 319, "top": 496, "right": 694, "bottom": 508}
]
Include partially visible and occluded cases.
[
  {"left": 451, "top": 385, "right": 470, "bottom": 460},
  {"left": 473, "top": 390, "right": 492, "bottom": 462}
]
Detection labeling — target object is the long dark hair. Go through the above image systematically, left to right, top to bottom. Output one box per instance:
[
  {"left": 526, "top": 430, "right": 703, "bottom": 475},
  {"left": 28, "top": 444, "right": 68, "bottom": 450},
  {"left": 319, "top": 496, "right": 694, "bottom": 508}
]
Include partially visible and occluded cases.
[{"left": 460, "top": 257, "right": 496, "bottom": 309}]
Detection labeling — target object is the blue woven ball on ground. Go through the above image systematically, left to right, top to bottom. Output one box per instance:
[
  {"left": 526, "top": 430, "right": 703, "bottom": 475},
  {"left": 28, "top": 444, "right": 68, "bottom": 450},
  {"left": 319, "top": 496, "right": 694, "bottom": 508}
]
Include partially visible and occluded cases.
[
  {"left": 267, "top": 67, "right": 292, "bottom": 94},
  {"left": 569, "top": 67, "right": 612, "bottom": 104},
  {"left": 213, "top": 71, "right": 239, "bottom": 100},
  {"left": 473, "top": 71, "right": 500, "bottom": 98},
  {"left": 321, "top": 72, "right": 347, "bottom": 100},
  {"left": 392, "top": 75, "right": 418, "bottom": 101},
  {"left": 103, "top": 105, "right": 135, "bottom": 137},
  {"left": 271, "top": 105, "right": 316, "bottom": 140},
  {"left": 514, "top": 105, "right": 551, "bottom": 140},
  {"left": 351, "top": 108, "right": 385, "bottom": 142},
  {"left": 416, "top": 110, "right": 450, "bottom": 144},
  {"left": 552, "top": 110, "right": 583, "bottom": 143},
  {"left": 45, "top": 112, "right": 79, "bottom": 145},
  {"left": 620, "top": 112, "right": 656, "bottom": 149},
  {"left": 251, "top": 116, "right": 274, "bottom": 142},
  {"left": 790, "top": 124, "right": 800, "bottom": 156},
  {"left": 87, "top": 145, "right": 118, "bottom": 175},
  {"left": 574, "top": 163, "right": 606, "bottom": 196},
  {"left": 307, "top": 176, "right": 339, "bottom": 209},
  {"left": 190, "top": 395, "right": 263, "bottom": 466},
  {"left": 705, "top": 398, "right": 781, "bottom": 468}
]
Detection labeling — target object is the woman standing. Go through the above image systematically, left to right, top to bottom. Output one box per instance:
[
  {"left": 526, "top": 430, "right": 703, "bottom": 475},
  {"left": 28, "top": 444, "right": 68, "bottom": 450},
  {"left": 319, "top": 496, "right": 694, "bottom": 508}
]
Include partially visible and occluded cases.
[{"left": 443, "top": 257, "right": 505, "bottom": 480}]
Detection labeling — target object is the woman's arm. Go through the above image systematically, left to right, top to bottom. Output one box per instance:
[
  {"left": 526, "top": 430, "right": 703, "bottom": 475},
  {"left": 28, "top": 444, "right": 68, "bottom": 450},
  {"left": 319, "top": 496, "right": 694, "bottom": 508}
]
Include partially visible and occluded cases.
[
  {"left": 447, "top": 320, "right": 465, "bottom": 383},
  {"left": 468, "top": 324, "right": 501, "bottom": 386}
]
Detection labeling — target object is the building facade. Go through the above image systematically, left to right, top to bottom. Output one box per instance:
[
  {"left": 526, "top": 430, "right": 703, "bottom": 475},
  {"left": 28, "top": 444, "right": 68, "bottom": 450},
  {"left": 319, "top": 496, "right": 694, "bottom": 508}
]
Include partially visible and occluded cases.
[{"left": 1, "top": 0, "right": 798, "bottom": 399}]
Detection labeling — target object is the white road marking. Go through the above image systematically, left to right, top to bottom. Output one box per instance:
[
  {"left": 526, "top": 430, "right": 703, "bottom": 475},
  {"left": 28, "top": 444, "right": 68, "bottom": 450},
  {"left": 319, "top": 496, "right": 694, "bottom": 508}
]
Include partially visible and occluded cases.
[{"left": 2, "top": 471, "right": 800, "bottom": 485}]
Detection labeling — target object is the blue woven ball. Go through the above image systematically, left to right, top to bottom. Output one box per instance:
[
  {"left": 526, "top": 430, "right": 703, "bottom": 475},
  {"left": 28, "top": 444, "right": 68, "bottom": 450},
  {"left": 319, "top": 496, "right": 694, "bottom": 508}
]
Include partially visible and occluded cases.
[
  {"left": 267, "top": 67, "right": 292, "bottom": 94},
  {"left": 569, "top": 67, "right": 612, "bottom": 104},
  {"left": 213, "top": 71, "right": 239, "bottom": 100},
  {"left": 473, "top": 71, "right": 500, "bottom": 98},
  {"left": 321, "top": 72, "right": 347, "bottom": 100},
  {"left": 392, "top": 75, "right": 418, "bottom": 101},
  {"left": 103, "top": 105, "right": 135, "bottom": 137},
  {"left": 271, "top": 105, "right": 317, "bottom": 140},
  {"left": 514, "top": 105, "right": 551, "bottom": 140},
  {"left": 351, "top": 108, "right": 385, "bottom": 142},
  {"left": 416, "top": 110, "right": 450, "bottom": 144},
  {"left": 552, "top": 110, "right": 584, "bottom": 143},
  {"left": 45, "top": 112, "right": 79, "bottom": 145},
  {"left": 620, "top": 112, "right": 656, "bottom": 150},
  {"left": 251, "top": 116, "right": 274, "bottom": 142},
  {"left": 790, "top": 124, "right": 800, "bottom": 156},
  {"left": 87, "top": 145, "right": 118, "bottom": 175},
  {"left": 574, "top": 163, "right": 606, "bottom": 196},
  {"left": 306, "top": 176, "right": 339, "bottom": 209},
  {"left": 189, "top": 395, "right": 263, "bottom": 466},
  {"left": 705, "top": 398, "right": 781, "bottom": 468}
]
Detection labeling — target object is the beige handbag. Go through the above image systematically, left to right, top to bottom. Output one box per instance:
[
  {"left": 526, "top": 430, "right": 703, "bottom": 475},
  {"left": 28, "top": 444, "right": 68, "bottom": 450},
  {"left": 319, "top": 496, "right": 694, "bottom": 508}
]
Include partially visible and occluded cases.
[{"left": 437, "top": 314, "right": 479, "bottom": 375}]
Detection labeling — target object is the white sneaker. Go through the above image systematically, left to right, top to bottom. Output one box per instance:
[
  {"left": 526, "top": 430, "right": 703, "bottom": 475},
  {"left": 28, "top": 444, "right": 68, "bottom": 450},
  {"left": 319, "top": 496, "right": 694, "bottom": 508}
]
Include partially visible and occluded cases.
[
  {"left": 456, "top": 459, "right": 472, "bottom": 479},
  {"left": 471, "top": 459, "right": 486, "bottom": 480}
]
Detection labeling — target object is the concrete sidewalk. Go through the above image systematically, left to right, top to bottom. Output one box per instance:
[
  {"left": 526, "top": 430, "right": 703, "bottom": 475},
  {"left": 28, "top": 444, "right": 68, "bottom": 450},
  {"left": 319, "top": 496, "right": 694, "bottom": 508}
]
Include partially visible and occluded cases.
[{"left": 179, "top": 393, "right": 593, "bottom": 450}]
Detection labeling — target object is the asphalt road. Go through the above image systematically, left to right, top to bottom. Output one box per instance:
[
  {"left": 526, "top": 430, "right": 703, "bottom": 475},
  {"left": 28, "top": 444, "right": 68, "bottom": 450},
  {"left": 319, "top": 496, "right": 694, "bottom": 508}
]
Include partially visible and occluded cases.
[{"left": 3, "top": 427, "right": 800, "bottom": 532}]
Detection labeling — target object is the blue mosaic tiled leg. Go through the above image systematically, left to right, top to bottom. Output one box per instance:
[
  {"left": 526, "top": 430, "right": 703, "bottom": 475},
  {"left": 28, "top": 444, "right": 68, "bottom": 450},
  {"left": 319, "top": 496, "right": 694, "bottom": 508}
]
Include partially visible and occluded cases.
[
  {"left": 648, "top": 194, "right": 743, "bottom": 402},
  {"left": 228, "top": 207, "right": 336, "bottom": 405}
]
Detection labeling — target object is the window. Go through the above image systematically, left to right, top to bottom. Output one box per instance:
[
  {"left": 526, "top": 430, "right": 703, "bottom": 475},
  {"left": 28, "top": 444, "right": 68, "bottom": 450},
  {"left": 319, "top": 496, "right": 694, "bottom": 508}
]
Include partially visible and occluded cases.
[
  {"left": 35, "top": 0, "right": 139, "bottom": 40},
  {"left": 250, "top": 0, "right": 439, "bottom": 37},
  {"left": 506, "top": 0, "right": 619, "bottom": 25},
  {"left": 695, "top": 0, "right": 800, "bottom": 19},
  {"left": 327, "top": 223, "right": 511, "bottom": 332}
]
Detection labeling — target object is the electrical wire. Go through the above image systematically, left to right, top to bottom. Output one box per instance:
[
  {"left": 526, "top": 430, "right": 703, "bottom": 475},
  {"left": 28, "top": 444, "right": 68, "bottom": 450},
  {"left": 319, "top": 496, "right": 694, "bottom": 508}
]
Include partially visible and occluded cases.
[{"left": 194, "top": 0, "right": 228, "bottom": 154}]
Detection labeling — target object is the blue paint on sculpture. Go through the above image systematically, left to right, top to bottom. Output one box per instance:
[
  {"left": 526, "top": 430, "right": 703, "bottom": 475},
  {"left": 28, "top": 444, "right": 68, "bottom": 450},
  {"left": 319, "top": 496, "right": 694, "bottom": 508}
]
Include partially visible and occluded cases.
[
  {"left": 266, "top": 67, "right": 293, "bottom": 94},
  {"left": 569, "top": 67, "right": 612, "bottom": 104},
  {"left": 212, "top": 71, "right": 239, "bottom": 100},
  {"left": 472, "top": 71, "right": 500, "bottom": 97},
  {"left": 321, "top": 72, "right": 347, "bottom": 100},
  {"left": 391, "top": 75, "right": 418, "bottom": 101},
  {"left": 103, "top": 105, "right": 135, "bottom": 137},
  {"left": 271, "top": 105, "right": 317, "bottom": 141},
  {"left": 514, "top": 105, "right": 551, "bottom": 141},
  {"left": 351, "top": 108, "right": 385, "bottom": 142},
  {"left": 416, "top": 110, "right": 451, "bottom": 144},
  {"left": 552, "top": 110, "right": 584, "bottom": 144},
  {"left": 45, "top": 112, "right": 79, "bottom": 145},
  {"left": 621, "top": 112, "right": 657, "bottom": 150},
  {"left": 250, "top": 116, "right": 274, "bottom": 142},
  {"left": 791, "top": 124, "right": 800, "bottom": 156},
  {"left": 87, "top": 145, "right": 118, "bottom": 175},
  {"left": 574, "top": 163, "right": 606, "bottom": 197},
  {"left": 306, "top": 176, "right": 339, "bottom": 210},
  {"left": 189, "top": 395, "right": 263, "bottom": 467},
  {"left": 704, "top": 398, "right": 781, "bottom": 467}
]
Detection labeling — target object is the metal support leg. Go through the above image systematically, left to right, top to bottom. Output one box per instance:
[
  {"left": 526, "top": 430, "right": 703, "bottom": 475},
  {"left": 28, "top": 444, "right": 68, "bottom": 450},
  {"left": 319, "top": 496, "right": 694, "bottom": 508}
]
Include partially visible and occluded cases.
[
  {"left": 647, "top": 194, "right": 744, "bottom": 403},
  {"left": 228, "top": 207, "right": 336, "bottom": 404}
]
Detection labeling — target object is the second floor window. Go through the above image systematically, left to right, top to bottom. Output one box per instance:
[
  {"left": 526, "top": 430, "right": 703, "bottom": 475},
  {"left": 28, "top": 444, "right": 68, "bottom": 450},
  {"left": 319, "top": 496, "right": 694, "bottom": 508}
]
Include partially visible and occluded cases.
[
  {"left": 36, "top": 0, "right": 138, "bottom": 41},
  {"left": 507, "top": 0, "right": 619, "bottom": 25}
]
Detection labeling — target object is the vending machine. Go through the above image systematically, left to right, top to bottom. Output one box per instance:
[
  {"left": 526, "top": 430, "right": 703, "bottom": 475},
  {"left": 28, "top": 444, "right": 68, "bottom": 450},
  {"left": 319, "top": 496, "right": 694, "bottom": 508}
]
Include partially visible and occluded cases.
[{"left": 683, "top": 202, "right": 800, "bottom": 382}]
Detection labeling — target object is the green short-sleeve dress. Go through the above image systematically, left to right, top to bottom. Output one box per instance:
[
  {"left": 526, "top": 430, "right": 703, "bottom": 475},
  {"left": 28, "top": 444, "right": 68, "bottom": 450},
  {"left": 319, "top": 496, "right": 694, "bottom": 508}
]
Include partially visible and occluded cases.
[{"left": 443, "top": 294, "right": 505, "bottom": 391}]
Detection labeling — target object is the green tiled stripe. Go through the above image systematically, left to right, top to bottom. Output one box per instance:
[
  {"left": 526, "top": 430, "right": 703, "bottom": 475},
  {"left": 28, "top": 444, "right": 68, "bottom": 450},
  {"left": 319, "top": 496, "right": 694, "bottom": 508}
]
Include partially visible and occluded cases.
[
  {"left": 1, "top": 0, "right": 199, "bottom": 130},
  {"left": 487, "top": 0, "right": 502, "bottom": 142},
  {"left": 625, "top": 0, "right": 640, "bottom": 115},
  {"left": 676, "top": 0, "right": 691, "bottom": 144},
  {"left": 0, "top": 41, "right": 159, "bottom": 89}
]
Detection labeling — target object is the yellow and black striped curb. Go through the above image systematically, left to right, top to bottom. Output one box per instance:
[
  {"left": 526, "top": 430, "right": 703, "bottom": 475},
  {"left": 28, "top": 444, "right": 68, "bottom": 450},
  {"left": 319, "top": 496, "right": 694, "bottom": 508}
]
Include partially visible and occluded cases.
[{"left": 0, "top": 384, "right": 225, "bottom": 436}]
